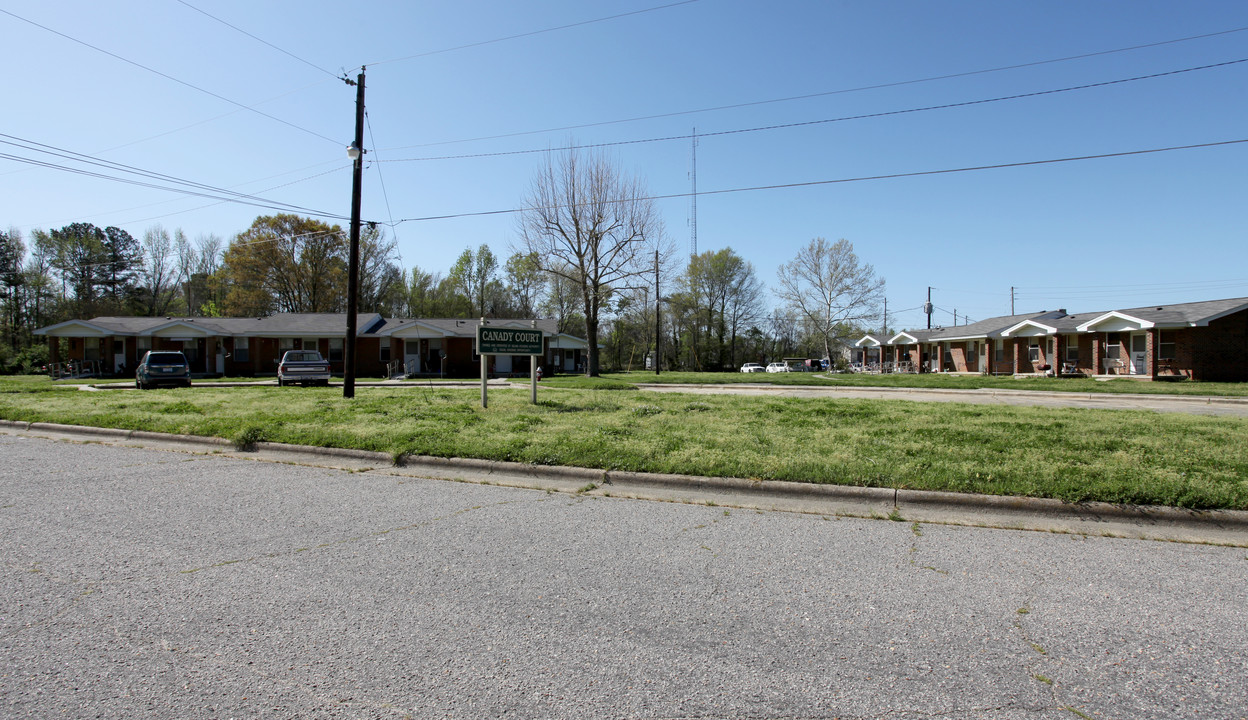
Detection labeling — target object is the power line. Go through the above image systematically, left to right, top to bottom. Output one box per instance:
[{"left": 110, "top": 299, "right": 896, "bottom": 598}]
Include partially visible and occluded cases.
[
  {"left": 173, "top": 0, "right": 339, "bottom": 79},
  {"left": 361, "top": 0, "right": 701, "bottom": 70},
  {"left": 0, "top": 8, "right": 340, "bottom": 147},
  {"left": 379, "top": 24, "right": 1248, "bottom": 151},
  {"left": 379, "top": 58, "right": 1248, "bottom": 164},
  {"left": 365, "top": 112, "right": 398, "bottom": 245},
  {"left": 1, "top": 133, "right": 346, "bottom": 220},
  {"left": 389, "top": 138, "right": 1248, "bottom": 224},
  {"left": 118, "top": 166, "right": 350, "bottom": 228},
  {"left": 45, "top": 228, "right": 346, "bottom": 275},
  {"left": 1020, "top": 278, "right": 1248, "bottom": 292}
]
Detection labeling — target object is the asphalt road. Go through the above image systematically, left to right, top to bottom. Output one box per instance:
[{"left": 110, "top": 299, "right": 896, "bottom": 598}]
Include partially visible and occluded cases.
[
  {"left": 634, "top": 383, "right": 1248, "bottom": 417},
  {"left": 2, "top": 434, "right": 1245, "bottom": 720}
]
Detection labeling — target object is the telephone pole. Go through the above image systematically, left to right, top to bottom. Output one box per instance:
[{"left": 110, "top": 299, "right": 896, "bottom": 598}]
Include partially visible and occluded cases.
[{"left": 343, "top": 68, "right": 365, "bottom": 399}]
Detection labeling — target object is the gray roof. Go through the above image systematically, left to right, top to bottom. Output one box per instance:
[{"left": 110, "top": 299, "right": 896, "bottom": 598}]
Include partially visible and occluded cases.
[
  {"left": 891, "top": 296, "right": 1248, "bottom": 343},
  {"left": 1112, "top": 296, "right": 1248, "bottom": 327},
  {"left": 922, "top": 311, "right": 1061, "bottom": 341},
  {"left": 37, "top": 314, "right": 567, "bottom": 338},
  {"left": 371, "top": 318, "right": 561, "bottom": 337}
]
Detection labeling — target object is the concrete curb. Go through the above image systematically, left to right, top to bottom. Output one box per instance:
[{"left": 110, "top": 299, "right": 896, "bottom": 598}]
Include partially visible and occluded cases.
[{"left": 4, "top": 419, "right": 1247, "bottom": 540}]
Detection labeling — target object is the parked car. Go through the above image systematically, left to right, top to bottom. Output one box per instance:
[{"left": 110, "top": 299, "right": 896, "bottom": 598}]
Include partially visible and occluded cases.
[
  {"left": 277, "top": 350, "right": 331, "bottom": 387},
  {"left": 135, "top": 351, "right": 191, "bottom": 389},
  {"left": 765, "top": 362, "right": 790, "bottom": 373},
  {"left": 740, "top": 363, "right": 765, "bottom": 373}
]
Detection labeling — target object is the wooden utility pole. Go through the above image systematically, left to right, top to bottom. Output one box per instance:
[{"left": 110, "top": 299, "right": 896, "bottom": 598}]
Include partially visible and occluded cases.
[{"left": 343, "top": 68, "right": 365, "bottom": 399}]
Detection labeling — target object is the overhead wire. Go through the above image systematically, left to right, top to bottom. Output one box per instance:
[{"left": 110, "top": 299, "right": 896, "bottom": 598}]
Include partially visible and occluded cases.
[
  {"left": 172, "top": 0, "right": 340, "bottom": 79},
  {"left": 359, "top": 0, "right": 701, "bottom": 70},
  {"left": 0, "top": 8, "right": 341, "bottom": 147},
  {"left": 379, "top": 24, "right": 1248, "bottom": 151},
  {"left": 378, "top": 58, "right": 1248, "bottom": 163},
  {"left": 365, "top": 112, "right": 399, "bottom": 247},
  {"left": 1, "top": 133, "right": 347, "bottom": 220},
  {"left": 388, "top": 138, "right": 1248, "bottom": 224},
  {"left": 119, "top": 165, "right": 350, "bottom": 228},
  {"left": 45, "top": 227, "right": 347, "bottom": 275}
]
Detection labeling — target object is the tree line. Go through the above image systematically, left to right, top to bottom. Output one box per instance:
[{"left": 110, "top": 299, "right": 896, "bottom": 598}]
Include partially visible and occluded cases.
[{"left": 2, "top": 150, "right": 884, "bottom": 375}]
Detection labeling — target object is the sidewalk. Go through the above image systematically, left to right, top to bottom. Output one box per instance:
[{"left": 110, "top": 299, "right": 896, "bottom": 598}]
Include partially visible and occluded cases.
[{"left": 3, "top": 419, "right": 1246, "bottom": 547}]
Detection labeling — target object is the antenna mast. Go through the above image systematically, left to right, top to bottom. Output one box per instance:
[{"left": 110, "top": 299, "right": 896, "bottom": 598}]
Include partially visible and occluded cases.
[{"left": 690, "top": 127, "right": 698, "bottom": 258}]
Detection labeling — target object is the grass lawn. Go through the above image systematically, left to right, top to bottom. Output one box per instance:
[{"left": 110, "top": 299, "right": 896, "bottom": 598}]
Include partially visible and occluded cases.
[
  {"left": 542, "top": 370, "right": 1248, "bottom": 397},
  {"left": 2, "top": 376, "right": 1246, "bottom": 510}
]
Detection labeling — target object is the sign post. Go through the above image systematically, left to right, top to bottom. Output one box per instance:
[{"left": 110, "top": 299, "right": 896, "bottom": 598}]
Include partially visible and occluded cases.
[{"left": 477, "top": 320, "right": 545, "bottom": 408}]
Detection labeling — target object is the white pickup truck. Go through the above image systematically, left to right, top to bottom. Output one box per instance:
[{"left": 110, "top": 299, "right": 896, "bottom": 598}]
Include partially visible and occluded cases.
[{"left": 277, "top": 350, "right": 331, "bottom": 387}]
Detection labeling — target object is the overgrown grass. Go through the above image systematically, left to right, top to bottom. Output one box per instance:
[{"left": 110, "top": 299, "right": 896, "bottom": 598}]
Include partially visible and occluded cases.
[
  {"left": 546, "top": 370, "right": 1248, "bottom": 397},
  {"left": 1, "top": 377, "right": 1246, "bottom": 510}
]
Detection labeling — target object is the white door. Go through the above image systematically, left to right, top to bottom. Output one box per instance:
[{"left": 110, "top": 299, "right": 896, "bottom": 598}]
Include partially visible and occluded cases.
[
  {"left": 1130, "top": 333, "right": 1148, "bottom": 375},
  {"left": 404, "top": 340, "right": 421, "bottom": 374},
  {"left": 216, "top": 348, "right": 225, "bottom": 374}
]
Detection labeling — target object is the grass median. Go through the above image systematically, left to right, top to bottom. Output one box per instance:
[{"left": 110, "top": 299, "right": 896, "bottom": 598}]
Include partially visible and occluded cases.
[{"left": 1, "top": 376, "right": 1246, "bottom": 510}]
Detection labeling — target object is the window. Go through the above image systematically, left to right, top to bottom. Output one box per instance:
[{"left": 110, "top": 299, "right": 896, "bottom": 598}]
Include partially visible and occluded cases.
[
  {"left": 1106, "top": 332, "right": 1121, "bottom": 359},
  {"left": 1158, "top": 332, "right": 1176, "bottom": 360},
  {"left": 1065, "top": 335, "right": 1079, "bottom": 363},
  {"left": 84, "top": 337, "right": 100, "bottom": 362},
  {"left": 138, "top": 337, "right": 151, "bottom": 355},
  {"left": 234, "top": 337, "right": 249, "bottom": 363},
  {"left": 279, "top": 337, "right": 296, "bottom": 354},
  {"left": 302, "top": 337, "right": 319, "bottom": 352},
  {"left": 328, "top": 337, "right": 343, "bottom": 363},
  {"left": 994, "top": 339, "right": 1003, "bottom": 363},
  {"left": 182, "top": 340, "right": 199, "bottom": 364},
  {"left": 1028, "top": 340, "right": 1040, "bottom": 364},
  {"left": 379, "top": 342, "right": 391, "bottom": 363}
]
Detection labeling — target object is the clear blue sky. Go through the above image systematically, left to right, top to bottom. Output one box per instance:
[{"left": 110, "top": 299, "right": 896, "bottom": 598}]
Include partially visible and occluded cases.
[{"left": 4, "top": 1, "right": 1246, "bottom": 330}]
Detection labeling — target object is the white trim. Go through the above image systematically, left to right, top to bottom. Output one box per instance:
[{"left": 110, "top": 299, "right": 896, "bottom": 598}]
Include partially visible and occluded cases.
[
  {"left": 1076, "top": 311, "right": 1154, "bottom": 332},
  {"left": 32, "top": 319, "right": 117, "bottom": 337},
  {"left": 375, "top": 319, "right": 452, "bottom": 338},
  {"left": 1001, "top": 319, "right": 1058, "bottom": 337},
  {"left": 145, "top": 320, "right": 214, "bottom": 338},
  {"left": 889, "top": 332, "right": 921, "bottom": 344},
  {"left": 547, "top": 333, "right": 589, "bottom": 350},
  {"left": 855, "top": 335, "right": 882, "bottom": 348}
]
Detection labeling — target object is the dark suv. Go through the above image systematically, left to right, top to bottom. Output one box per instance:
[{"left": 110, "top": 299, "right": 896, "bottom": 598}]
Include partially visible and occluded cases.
[{"left": 135, "top": 351, "right": 192, "bottom": 389}]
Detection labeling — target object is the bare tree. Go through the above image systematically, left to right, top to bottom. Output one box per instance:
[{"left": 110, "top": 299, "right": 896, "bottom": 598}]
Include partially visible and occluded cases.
[
  {"left": 516, "top": 148, "right": 664, "bottom": 375},
  {"left": 140, "top": 225, "right": 177, "bottom": 316},
  {"left": 774, "top": 238, "right": 884, "bottom": 362}
]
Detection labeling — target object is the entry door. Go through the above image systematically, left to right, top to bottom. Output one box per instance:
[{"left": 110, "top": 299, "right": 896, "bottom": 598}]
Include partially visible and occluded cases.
[
  {"left": 1130, "top": 333, "right": 1148, "bottom": 375},
  {"left": 113, "top": 338, "right": 126, "bottom": 373},
  {"left": 404, "top": 340, "right": 421, "bottom": 374}
]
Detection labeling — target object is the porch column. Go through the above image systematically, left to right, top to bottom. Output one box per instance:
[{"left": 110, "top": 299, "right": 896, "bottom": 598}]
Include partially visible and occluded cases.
[
  {"left": 1148, "top": 328, "right": 1159, "bottom": 380},
  {"left": 1092, "top": 334, "right": 1102, "bottom": 376},
  {"left": 48, "top": 336, "right": 60, "bottom": 365},
  {"left": 1011, "top": 338, "right": 1019, "bottom": 375}
]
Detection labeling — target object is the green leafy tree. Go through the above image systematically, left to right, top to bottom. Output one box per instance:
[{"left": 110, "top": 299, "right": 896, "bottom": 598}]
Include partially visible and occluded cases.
[
  {"left": 220, "top": 215, "right": 345, "bottom": 316},
  {"left": 448, "top": 244, "right": 501, "bottom": 318}
]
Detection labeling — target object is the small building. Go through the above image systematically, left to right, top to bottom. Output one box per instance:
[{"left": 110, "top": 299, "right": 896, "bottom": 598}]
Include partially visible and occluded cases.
[
  {"left": 850, "top": 296, "right": 1248, "bottom": 381},
  {"left": 34, "top": 314, "right": 590, "bottom": 379}
]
